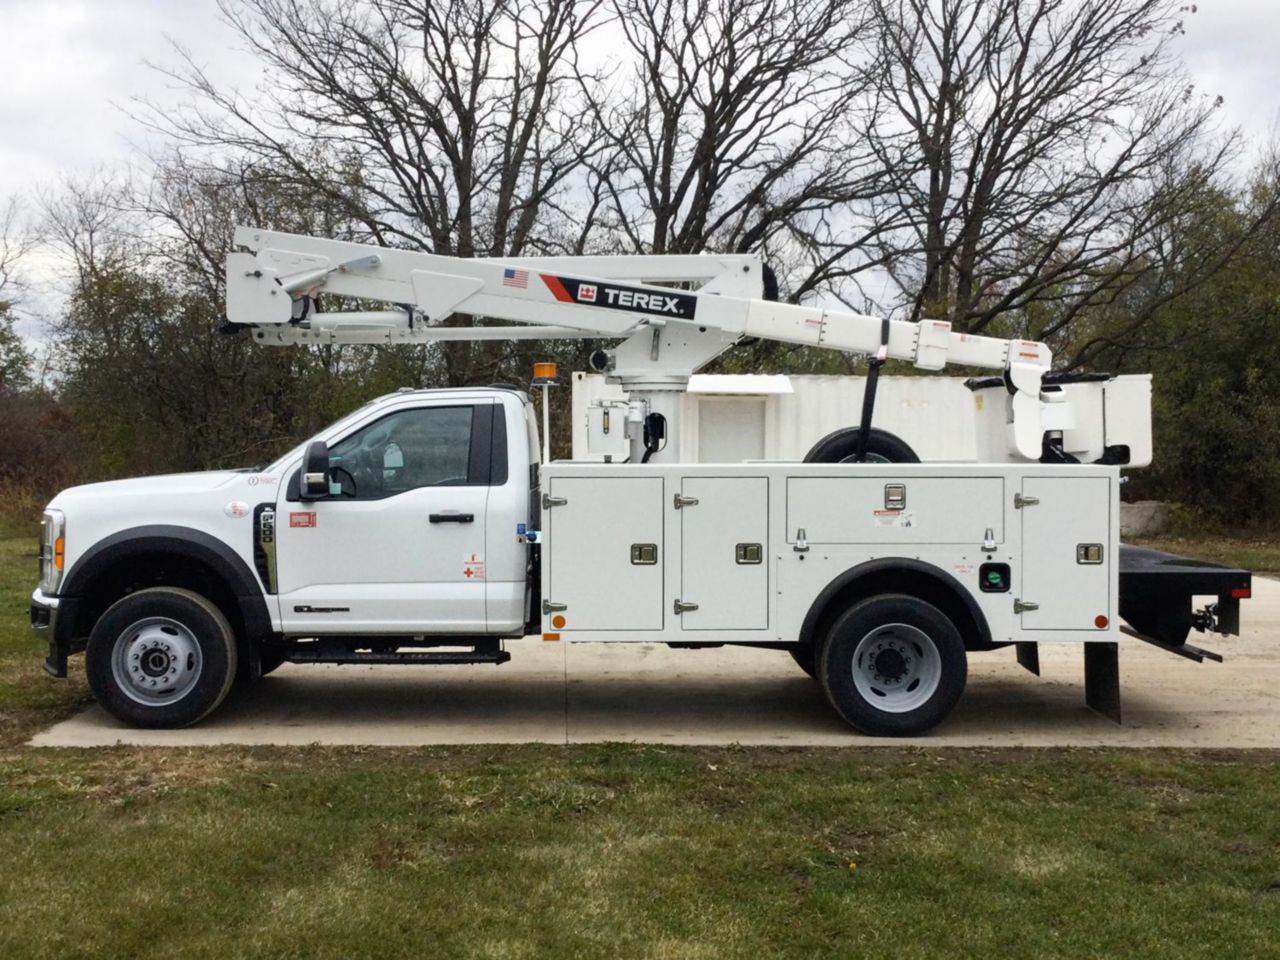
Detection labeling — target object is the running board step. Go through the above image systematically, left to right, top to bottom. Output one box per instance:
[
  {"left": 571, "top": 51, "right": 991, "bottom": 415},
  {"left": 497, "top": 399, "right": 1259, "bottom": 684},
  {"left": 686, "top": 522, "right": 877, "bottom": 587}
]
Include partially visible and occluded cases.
[
  {"left": 1119, "top": 626, "right": 1223, "bottom": 663},
  {"left": 284, "top": 650, "right": 511, "bottom": 666}
]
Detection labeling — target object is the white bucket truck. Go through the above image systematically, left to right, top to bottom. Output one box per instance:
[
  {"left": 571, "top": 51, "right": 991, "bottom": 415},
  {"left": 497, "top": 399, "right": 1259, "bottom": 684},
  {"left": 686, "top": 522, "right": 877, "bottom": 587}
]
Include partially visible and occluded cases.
[{"left": 31, "top": 229, "right": 1251, "bottom": 735}]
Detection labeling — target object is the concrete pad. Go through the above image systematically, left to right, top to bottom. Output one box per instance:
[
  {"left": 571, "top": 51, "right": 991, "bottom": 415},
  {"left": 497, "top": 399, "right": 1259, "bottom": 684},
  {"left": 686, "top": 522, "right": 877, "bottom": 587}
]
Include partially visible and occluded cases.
[{"left": 30, "top": 578, "right": 1280, "bottom": 749}]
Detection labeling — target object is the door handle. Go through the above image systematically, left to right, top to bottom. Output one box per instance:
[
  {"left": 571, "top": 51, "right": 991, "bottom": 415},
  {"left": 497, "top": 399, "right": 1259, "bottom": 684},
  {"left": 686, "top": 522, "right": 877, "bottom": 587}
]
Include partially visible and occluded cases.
[{"left": 429, "top": 512, "right": 475, "bottom": 523}]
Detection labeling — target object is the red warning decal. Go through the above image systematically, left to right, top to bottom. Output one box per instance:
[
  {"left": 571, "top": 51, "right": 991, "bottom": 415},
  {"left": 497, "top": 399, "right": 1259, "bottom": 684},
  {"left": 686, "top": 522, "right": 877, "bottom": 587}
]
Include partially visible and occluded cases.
[{"left": 290, "top": 511, "right": 317, "bottom": 528}]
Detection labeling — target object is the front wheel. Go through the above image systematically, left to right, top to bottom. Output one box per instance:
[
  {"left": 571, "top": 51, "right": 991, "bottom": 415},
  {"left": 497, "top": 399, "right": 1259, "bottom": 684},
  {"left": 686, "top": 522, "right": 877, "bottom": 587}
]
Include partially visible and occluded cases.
[
  {"left": 86, "top": 587, "right": 239, "bottom": 728},
  {"left": 817, "top": 594, "right": 966, "bottom": 736}
]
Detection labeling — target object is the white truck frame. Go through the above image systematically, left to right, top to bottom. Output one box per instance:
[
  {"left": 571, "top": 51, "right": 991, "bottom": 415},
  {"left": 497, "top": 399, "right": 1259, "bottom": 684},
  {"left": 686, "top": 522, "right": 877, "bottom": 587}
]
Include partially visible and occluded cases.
[{"left": 29, "top": 229, "right": 1252, "bottom": 736}]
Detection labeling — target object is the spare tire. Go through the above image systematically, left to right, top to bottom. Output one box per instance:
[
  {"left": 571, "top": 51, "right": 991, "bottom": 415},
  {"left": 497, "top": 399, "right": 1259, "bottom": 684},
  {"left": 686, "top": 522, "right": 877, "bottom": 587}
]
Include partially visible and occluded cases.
[{"left": 804, "top": 427, "right": 920, "bottom": 464}]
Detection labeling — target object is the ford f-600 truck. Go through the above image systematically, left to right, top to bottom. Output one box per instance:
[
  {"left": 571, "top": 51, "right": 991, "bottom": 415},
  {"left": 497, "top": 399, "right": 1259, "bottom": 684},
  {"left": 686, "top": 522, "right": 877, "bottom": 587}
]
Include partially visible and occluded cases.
[{"left": 30, "top": 229, "right": 1253, "bottom": 735}]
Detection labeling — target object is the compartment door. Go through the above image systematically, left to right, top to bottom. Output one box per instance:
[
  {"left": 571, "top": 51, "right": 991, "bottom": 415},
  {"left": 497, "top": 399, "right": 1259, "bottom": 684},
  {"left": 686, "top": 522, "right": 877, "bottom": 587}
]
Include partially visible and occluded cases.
[
  {"left": 546, "top": 476, "right": 664, "bottom": 632},
  {"left": 1019, "top": 476, "right": 1111, "bottom": 630},
  {"left": 679, "top": 477, "right": 768, "bottom": 630}
]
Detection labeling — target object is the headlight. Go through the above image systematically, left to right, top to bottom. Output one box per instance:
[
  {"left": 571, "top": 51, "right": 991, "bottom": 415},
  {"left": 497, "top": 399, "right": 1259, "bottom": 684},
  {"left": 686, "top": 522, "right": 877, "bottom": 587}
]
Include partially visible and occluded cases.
[{"left": 39, "top": 509, "right": 66, "bottom": 595}]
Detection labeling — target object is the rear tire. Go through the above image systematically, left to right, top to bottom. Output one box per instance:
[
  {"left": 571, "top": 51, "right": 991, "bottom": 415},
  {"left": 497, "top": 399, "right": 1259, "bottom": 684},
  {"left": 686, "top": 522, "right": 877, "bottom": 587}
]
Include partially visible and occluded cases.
[
  {"left": 803, "top": 427, "right": 920, "bottom": 464},
  {"left": 86, "top": 587, "right": 238, "bottom": 728},
  {"left": 817, "top": 594, "right": 966, "bottom": 736}
]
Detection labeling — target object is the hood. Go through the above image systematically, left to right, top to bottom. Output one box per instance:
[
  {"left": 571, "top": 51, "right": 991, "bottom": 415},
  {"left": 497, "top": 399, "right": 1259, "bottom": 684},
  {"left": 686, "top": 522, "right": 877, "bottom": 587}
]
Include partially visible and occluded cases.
[{"left": 51, "top": 470, "right": 249, "bottom": 506}]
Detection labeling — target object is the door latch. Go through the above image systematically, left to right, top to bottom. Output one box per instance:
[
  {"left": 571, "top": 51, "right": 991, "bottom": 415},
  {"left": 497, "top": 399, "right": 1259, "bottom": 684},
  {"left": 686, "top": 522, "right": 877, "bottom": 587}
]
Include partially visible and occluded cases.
[
  {"left": 673, "top": 493, "right": 699, "bottom": 509},
  {"left": 1013, "top": 493, "right": 1040, "bottom": 509},
  {"left": 542, "top": 494, "right": 567, "bottom": 509},
  {"left": 673, "top": 599, "right": 699, "bottom": 614},
  {"left": 1014, "top": 599, "right": 1039, "bottom": 614},
  {"left": 542, "top": 600, "right": 567, "bottom": 614}
]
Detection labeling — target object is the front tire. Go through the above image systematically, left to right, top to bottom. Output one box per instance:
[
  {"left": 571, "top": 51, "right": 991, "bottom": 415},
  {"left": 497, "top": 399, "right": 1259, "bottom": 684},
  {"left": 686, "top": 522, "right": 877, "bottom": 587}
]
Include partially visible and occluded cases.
[
  {"left": 86, "top": 587, "right": 238, "bottom": 728},
  {"left": 817, "top": 594, "right": 966, "bottom": 736}
]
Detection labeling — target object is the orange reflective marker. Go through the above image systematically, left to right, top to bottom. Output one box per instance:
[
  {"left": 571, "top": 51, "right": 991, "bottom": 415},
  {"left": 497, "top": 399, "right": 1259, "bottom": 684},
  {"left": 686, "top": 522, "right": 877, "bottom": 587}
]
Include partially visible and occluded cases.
[
  {"left": 533, "top": 361, "right": 557, "bottom": 380},
  {"left": 54, "top": 537, "right": 65, "bottom": 571},
  {"left": 552, "top": 614, "right": 566, "bottom": 629},
  {"left": 542, "top": 632, "right": 561, "bottom": 642}
]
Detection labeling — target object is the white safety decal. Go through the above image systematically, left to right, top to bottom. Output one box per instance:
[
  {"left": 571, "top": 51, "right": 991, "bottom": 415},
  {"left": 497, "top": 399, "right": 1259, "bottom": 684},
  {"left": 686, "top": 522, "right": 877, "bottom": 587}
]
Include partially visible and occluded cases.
[
  {"left": 872, "top": 509, "right": 915, "bottom": 529},
  {"left": 463, "top": 551, "right": 486, "bottom": 581}
]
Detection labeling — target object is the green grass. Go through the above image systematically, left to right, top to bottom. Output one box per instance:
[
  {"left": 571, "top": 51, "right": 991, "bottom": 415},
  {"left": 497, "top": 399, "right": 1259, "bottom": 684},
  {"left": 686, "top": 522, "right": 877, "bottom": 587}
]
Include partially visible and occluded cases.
[
  {"left": 0, "top": 532, "right": 1276, "bottom": 959},
  {"left": 0, "top": 534, "right": 91, "bottom": 746},
  {"left": 0, "top": 746, "right": 1278, "bottom": 959}
]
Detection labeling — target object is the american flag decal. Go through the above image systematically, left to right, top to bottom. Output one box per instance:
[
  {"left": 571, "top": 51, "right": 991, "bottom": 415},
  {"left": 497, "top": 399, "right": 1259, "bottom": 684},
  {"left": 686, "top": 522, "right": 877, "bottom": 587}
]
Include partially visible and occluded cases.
[{"left": 502, "top": 267, "right": 528, "bottom": 289}]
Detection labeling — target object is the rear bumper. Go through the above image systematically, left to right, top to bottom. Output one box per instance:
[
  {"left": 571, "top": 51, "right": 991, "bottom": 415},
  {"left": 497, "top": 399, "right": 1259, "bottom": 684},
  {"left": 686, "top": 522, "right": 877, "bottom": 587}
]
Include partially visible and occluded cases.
[{"left": 31, "top": 589, "right": 68, "bottom": 678}]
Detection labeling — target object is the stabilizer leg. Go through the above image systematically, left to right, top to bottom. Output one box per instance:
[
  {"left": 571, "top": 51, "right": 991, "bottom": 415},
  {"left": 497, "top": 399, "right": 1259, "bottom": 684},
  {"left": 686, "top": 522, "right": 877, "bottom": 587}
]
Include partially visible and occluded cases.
[{"left": 1084, "top": 641, "right": 1121, "bottom": 724}]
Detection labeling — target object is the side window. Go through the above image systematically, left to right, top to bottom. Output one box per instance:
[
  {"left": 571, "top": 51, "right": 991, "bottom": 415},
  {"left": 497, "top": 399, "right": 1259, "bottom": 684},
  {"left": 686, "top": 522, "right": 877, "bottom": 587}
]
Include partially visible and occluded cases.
[{"left": 328, "top": 406, "right": 475, "bottom": 499}]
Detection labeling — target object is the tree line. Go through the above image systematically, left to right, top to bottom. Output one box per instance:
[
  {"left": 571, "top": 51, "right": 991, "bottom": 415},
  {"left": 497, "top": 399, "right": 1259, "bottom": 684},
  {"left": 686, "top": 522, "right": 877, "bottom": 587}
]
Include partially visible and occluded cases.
[{"left": 0, "top": 0, "right": 1276, "bottom": 526}]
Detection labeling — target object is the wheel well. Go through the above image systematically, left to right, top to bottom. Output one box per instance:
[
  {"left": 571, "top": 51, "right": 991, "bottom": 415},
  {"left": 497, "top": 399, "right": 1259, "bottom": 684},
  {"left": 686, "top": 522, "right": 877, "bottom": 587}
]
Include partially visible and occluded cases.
[
  {"left": 73, "top": 551, "right": 247, "bottom": 648},
  {"left": 799, "top": 561, "right": 994, "bottom": 653}
]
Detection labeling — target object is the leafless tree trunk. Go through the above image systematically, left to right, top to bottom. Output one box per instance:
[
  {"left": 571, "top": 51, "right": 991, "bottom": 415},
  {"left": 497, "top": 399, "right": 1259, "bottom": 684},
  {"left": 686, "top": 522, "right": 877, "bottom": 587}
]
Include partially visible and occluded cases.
[{"left": 857, "top": 0, "right": 1273, "bottom": 354}]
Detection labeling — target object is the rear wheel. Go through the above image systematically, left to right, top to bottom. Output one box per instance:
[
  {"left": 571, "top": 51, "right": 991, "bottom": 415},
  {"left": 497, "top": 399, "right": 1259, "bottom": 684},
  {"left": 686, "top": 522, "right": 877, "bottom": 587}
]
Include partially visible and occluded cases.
[
  {"left": 86, "top": 587, "right": 238, "bottom": 728},
  {"left": 817, "top": 594, "right": 966, "bottom": 736}
]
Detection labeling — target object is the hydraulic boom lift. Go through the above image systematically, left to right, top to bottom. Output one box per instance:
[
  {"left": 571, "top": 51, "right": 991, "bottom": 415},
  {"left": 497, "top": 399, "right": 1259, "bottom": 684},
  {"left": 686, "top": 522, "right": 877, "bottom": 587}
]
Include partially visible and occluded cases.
[{"left": 225, "top": 227, "right": 1064, "bottom": 465}]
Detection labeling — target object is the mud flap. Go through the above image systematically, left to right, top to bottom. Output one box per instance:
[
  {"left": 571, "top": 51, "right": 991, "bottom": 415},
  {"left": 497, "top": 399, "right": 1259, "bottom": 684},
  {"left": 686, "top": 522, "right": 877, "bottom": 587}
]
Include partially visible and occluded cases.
[
  {"left": 1015, "top": 641, "right": 1040, "bottom": 676},
  {"left": 1084, "top": 641, "right": 1121, "bottom": 723}
]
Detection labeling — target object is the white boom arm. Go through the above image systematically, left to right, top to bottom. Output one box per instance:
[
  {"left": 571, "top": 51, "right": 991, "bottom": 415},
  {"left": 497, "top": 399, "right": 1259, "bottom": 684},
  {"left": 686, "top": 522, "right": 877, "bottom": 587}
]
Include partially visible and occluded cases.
[{"left": 225, "top": 226, "right": 1056, "bottom": 460}]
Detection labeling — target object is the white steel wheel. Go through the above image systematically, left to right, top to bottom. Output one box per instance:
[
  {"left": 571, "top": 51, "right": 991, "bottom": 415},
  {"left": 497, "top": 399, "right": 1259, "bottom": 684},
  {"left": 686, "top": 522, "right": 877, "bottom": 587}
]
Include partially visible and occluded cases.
[
  {"left": 86, "top": 587, "right": 238, "bottom": 728},
  {"left": 817, "top": 593, "right": 967, "bottom": 736},
  {"left": 110, "top": 616, "right": 204, "bottom": 706},
  {"left": 850, "top": 623, "right": 942, "bottom": 713}
]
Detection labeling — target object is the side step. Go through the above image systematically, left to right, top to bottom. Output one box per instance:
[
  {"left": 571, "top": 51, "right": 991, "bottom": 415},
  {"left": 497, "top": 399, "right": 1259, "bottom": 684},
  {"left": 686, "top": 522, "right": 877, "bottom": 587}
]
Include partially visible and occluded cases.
[{"left": 285, "top": 649, "right": 511, "bottom": 665}]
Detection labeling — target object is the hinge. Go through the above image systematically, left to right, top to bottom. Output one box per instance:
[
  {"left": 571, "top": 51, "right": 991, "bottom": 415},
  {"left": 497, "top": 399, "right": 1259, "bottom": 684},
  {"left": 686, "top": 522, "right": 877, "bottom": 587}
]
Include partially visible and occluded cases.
[
  {"left": 1013, "top": 493, "right": 1040, "bottom": 509},
  {"left": 542, "top": 494, "right": 567, "bottom": 509},
  {"left": 673, "top": 494, "right": 699, "bottom": 509},
  {"left": 673, "top": 599, "right": 699, "bottom": 614},
  {"left": 1014, "top": 599, "right": 1039, "bottom": 614},
  {"left": 542, "top": 600, "right": 567, "bottom": 614}
]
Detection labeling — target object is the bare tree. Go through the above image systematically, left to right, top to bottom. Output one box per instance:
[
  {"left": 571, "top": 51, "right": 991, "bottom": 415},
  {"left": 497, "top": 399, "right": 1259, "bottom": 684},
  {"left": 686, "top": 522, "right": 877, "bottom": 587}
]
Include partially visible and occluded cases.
[
  {"left": 137, "top": 0, "right": 606, "bottom": 384},
  {"left": 579, "top": 0, "right": 893, "bottom": 303},
  {"left": 856, "top": 0, "right": 1277, "bottom": 353}
]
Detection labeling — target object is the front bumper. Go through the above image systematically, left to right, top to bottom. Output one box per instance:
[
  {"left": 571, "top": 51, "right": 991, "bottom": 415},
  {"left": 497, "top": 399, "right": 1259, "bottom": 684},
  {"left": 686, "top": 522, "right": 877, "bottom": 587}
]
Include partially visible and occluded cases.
[{"left": 30, "top": 588, "right": 67, "bottom": 678}]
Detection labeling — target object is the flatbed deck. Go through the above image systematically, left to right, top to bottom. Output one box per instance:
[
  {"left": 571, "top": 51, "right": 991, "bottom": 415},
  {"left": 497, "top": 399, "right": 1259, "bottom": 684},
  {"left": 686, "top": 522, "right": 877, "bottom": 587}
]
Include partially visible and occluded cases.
[{"left": 1118, "top": 544, "right": 1251, "bottom": 648}]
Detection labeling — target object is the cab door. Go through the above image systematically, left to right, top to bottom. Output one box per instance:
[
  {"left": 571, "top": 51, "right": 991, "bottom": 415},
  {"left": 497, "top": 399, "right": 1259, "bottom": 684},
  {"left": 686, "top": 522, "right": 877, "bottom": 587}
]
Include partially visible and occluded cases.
[{"left": 274, "top": 401, "right": 500, "bottom": 634}]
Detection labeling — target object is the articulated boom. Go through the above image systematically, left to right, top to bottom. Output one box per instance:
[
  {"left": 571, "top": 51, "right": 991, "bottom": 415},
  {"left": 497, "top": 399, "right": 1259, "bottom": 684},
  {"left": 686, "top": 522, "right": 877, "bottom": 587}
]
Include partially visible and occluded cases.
[{"left": 225, "top": 226, "right": 1058, "bottom": 460}]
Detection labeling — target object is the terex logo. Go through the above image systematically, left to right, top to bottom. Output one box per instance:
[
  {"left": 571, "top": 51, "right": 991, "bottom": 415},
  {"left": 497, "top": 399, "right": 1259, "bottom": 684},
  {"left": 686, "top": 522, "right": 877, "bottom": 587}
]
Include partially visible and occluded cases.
[
  {"left": 540, "top": 273, "right": 698, "bottom": 319},
  {"left": 603, "top": 288, "right": 682, "bottom": 314}
]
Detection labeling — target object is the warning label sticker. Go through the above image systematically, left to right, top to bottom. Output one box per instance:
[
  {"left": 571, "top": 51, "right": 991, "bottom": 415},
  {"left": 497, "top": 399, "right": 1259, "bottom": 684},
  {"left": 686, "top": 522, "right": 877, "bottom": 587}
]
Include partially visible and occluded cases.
[
  {"left": 872, "top": 509, "right": 915, "bottom": 529},
  {"left": 289, "top": 511, "right": 317, "bottom": 528},
  {"left": 463, "top": 551, "right": 485, "bottom": 581}
]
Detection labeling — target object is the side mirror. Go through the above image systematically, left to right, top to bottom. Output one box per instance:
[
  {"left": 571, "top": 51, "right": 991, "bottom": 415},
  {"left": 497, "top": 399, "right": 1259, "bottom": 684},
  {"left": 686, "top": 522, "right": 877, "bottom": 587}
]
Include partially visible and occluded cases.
[{"left": 300, "top": 440, "right": 330, "bottom": 500}]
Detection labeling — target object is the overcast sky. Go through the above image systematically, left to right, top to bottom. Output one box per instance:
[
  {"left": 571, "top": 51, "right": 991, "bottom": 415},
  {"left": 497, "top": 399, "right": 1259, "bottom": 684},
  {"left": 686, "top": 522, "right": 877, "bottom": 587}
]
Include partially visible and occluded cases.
[{"left": 2, "top": 0, "right": 1279, "bottom": 340}]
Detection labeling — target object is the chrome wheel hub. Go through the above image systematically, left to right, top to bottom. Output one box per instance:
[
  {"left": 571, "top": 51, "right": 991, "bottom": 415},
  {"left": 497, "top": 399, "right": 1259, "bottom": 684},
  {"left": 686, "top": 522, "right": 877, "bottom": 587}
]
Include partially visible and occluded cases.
[
  {"left": 110, "top": 617, "right": 203, "bottom": 706},
  {"left": 851, "top": 622, "right": 941, "bottom": 713}
]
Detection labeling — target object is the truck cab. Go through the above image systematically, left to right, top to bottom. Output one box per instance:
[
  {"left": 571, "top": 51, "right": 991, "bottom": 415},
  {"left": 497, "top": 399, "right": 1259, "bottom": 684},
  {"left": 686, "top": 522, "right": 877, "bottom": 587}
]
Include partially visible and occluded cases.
[{"left": 32, "top": 387, "right": 541, "bottom": 728}]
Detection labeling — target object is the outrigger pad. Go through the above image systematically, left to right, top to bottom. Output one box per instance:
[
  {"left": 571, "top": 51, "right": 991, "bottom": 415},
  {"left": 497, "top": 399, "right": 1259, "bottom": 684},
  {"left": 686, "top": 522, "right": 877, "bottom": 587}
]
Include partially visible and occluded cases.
[
  {"left": 1084, "top": 641, "right": 1121, "bottom": 724},
  {"left": 1015, "top": 642, "right": 1040, "bottom": 676}
]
